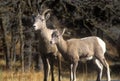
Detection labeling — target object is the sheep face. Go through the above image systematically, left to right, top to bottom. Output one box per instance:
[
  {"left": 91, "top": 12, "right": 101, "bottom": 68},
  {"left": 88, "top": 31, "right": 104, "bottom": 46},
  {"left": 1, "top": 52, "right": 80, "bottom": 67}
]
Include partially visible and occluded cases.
[
  {"left": 33, "top": 9, "right": 51, "bottom": 30},
  {"left": 33, "top": 14, "right": 46, "bottom": 30},
  {"left": 50, "top": 29, "right": 66, "bottom": 44},
  {"left": 50, "top": 30, "right": 61, "bottom": 44}
]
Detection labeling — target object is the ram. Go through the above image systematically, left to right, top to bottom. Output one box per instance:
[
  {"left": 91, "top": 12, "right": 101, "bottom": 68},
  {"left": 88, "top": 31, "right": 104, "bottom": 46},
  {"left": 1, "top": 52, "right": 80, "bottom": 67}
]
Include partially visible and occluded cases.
[
  {"left": 33, "top": 9, "right": 61, "bottom": 81},
  {"left": 50, "top": 29, "right": 111, "bottom": 81}
]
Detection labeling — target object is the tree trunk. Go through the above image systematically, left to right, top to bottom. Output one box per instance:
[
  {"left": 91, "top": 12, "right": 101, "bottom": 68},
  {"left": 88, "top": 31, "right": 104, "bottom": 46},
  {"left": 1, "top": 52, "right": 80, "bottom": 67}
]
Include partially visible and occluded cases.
[
  {"left": 18, "top": 1, "right": 25, "bottom": 72},
  {"left": 1, "top": 16, "right": 11, "bottom": 70},
  {"left": 10, "top": 28, "right": 17, "bottom": 70},
  {"left": 24, "top": 40, "right": 32, "bottom": 72}
]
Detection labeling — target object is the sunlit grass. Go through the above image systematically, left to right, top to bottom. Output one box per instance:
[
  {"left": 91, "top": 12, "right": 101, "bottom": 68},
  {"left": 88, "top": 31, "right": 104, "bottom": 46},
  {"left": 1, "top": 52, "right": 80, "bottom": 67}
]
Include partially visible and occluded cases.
[
  {"left": 0, "top": 59, "right": 119, "bottom": 81},
  {"left": 0, "top": 69, "right": 119, "bottom": 81},
  {"left": 0, "top": 70, "right": 44, "bottom": 81}
]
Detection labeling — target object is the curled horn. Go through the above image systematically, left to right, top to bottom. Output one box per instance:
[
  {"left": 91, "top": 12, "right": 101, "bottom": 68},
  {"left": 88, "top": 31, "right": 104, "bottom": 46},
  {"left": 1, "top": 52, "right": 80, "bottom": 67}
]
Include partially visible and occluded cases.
[
  {"left": 40, "top": 0, "right": 48, "bottom": 13},
  {"left": 42, "top": 9, "right": 51, "bottom": 16},
  {"left": 61, "top": 28, "right": 66, "bottom": 35}
]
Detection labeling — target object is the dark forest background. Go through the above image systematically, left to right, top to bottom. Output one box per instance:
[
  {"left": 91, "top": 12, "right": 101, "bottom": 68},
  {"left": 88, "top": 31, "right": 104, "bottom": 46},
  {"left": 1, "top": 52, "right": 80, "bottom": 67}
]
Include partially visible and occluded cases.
[{"left": 0, "top": 0, "right": 120, "bottom": 75}]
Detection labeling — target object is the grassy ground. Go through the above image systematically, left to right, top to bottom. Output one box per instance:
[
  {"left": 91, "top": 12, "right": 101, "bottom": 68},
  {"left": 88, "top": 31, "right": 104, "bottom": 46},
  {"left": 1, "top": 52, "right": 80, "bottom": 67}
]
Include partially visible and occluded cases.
[
  {"left": 0, "top": 59, "right": 119, "bottom": 81},
  {"left": 0, "top": 69, "right": 120, "bottom": 81}
]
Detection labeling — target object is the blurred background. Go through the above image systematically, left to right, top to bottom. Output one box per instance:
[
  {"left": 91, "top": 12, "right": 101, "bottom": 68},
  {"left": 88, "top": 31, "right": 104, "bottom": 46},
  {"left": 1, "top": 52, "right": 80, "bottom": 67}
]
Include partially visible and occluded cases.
[{"left": 0, "top": 0, "right": 120, "bottom": 81}]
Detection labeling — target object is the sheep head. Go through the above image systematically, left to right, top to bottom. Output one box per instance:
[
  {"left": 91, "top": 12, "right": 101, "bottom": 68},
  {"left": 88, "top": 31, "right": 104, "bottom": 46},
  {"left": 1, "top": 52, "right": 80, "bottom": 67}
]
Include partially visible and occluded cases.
[
  {"left": 33, "top": 9, "right": 51, "bottom": 30},
  {"left": 50, "top": 29, "right": 66, "bottom": 44}
]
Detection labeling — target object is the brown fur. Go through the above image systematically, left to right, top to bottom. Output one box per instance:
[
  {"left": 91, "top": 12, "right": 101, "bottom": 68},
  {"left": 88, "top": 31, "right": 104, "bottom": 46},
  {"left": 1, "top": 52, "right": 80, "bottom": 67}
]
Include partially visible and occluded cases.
[
  {"left": 33, "top": 9, "right": 61, "bottom": 81},
  {"left": 50, "top": 30, "right": 111, "bottom": 81}
]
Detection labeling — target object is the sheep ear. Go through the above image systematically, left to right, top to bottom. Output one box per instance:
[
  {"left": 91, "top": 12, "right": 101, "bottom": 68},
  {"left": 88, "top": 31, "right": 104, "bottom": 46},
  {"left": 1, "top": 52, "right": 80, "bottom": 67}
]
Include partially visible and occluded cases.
[
  {"left": 45, "top": 13, "right": 50, "bottom": 21},
  {"left": 61, "top": 28, "right": 66, "bottom": 36}
]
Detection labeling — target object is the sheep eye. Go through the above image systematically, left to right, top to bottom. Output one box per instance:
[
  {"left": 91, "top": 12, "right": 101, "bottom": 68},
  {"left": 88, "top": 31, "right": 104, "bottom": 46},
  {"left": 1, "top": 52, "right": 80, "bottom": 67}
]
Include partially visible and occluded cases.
[
  {"left": 39, "top": 17, "right": 44, "bottom": 21},
  {"left": 41, "top": 18, "right": 44, "bottom": 21}
]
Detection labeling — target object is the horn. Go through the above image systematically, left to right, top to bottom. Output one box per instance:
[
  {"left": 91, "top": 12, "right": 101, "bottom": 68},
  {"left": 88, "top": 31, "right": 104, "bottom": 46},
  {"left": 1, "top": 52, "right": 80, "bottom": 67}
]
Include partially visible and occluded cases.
[
  {"left": 40, "top": 0, "right": 48, "bottom": 12},
  {"left": 42, "top": 9, "right": 51, "bottom": 16},
  {"left": 61, "top": 28, "right": 66, "bottom": 35}
]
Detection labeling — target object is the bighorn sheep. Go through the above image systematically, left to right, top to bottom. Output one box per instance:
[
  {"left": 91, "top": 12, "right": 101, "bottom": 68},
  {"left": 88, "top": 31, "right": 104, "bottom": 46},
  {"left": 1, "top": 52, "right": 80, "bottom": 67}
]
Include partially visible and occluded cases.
[
  {"left": 33, "top": 9, "right": 61, "bottom": 81},
  {"left": 50, "top": 29, "right": 111, "bottom": 81}
]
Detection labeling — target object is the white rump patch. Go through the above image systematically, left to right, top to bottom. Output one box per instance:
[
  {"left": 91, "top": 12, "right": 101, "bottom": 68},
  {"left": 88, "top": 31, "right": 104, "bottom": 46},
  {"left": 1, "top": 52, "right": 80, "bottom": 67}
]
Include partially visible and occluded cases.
[
  {"left": 96, "top": 37, "right": 106, "bottom": 54},
  {"left": 80, "top": 56, "right": 93, "bottom": 62},
  {"left": 86, "top": 56, "right": 93, "bottom": 60}
]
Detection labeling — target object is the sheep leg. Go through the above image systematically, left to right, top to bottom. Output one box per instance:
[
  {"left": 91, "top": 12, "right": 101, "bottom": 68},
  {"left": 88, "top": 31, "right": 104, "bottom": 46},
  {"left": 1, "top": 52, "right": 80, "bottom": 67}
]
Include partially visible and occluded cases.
[
  {"left": 57, "top": 55, "right": 61, "bottom": 81},
  {"left": 42, "top": 56, "right": 50, "bottom": 81},
  {"left": 49, "top": 56, "right": 55, "bottom": 81},
  {"left": 97, "top": 57, "right": 111, "bottom": 81},
  {"left": 95, "top": 59, "right": 103, "bottom": 81},
  {"left": 103, "top": 59, "right": 111, "bottom": 81},
  {"left": 70, "top": 62, "right": 78, "bottom": 81},
  {"left": 72, "top": 62, "right": 78, "bottom": 81},
  {"left": 70, "top": 64, "right": 73, "bottom": 81}
]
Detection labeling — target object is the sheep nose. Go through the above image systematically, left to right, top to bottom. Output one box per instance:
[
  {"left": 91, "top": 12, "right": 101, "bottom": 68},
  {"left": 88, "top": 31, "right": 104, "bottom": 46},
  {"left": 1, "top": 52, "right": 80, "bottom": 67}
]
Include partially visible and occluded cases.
[{"left": 50, "top": 41, "right": 52, "bottom": 44}]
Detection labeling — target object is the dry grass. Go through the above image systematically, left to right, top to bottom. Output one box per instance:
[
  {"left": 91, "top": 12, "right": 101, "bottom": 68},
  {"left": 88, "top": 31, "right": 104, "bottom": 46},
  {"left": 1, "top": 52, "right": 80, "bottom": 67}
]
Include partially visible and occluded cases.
[
  {"left": 0, "top": 59, "right": 119, "bottom": 81},
  {"left": 0, "top": 69, "right": 120, "bottom": 81},
  {"left": 0, "top": 70, "right": 44, "bottom": 81}
]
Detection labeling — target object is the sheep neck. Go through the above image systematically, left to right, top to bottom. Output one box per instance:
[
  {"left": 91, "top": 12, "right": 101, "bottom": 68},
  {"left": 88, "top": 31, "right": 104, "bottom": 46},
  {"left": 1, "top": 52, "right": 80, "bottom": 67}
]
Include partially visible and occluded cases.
[
  {"left": 40, "top": 26, "right": 47, "bottom": 31},
  {"left": 56, "top": 36, "right": 67, "bottom": 55}
]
